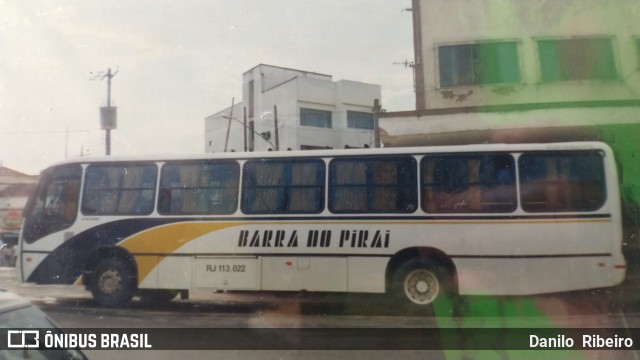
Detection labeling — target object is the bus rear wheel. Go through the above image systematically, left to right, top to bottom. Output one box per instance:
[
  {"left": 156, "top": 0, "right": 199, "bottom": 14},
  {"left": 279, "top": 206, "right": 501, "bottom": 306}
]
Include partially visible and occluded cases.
[
  {"left": 91, "top": 257, "right": 136, "bottom": 307},
  {"left": 391, "top": 259, "right": 452, "bottom": 313}
]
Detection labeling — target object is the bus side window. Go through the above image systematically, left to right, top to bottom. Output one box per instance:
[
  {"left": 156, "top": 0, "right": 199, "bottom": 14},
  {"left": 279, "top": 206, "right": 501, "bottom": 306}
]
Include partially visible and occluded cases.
[
  {"left": 519, "top": 152, "right": 606, "bottom": 212},
  {"left": 421, "top": 154, "right": 516, "bottom": 213},
  {"left": 329, "top": 157, "right": 417, "bottom": 213},
  {"left": 242, "top": 160, "right": 324, "bottom": 214},
  {"left": 159, "top": 161, "right": 239, "bottom": 215},
  {"left": 82, "top": 164, "right": 157, "bottom": 216}
]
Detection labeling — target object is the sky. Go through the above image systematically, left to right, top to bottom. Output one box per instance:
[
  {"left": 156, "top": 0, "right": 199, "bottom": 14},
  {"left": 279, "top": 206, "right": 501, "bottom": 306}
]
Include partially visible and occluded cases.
[{"left": 0, "top": 0, "right": 415, "bottom": 175}]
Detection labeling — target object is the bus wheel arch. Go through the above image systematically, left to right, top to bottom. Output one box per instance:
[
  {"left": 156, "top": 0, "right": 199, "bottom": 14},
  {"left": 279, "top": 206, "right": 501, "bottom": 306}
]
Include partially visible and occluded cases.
[
  {"left": 86, "top": 247, "right": 138, "bottom": 307},
  {"left": 386, "top": 247, "right": 458, "bottom": 309}
]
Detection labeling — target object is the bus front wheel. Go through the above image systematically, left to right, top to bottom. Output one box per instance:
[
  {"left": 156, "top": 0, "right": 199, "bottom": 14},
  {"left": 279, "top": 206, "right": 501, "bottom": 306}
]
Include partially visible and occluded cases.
[
  {"left": 91, "top": 257, "right": 136, "bottom": 307},
  {"left": 391, "top": 259, "right": 452, "bottom": 313}
]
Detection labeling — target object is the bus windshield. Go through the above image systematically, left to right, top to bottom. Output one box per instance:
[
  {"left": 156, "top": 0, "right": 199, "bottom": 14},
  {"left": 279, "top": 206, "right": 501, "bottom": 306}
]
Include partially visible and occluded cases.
[{"left": 22, "top": 165, "right": 82, "bottom": 244}]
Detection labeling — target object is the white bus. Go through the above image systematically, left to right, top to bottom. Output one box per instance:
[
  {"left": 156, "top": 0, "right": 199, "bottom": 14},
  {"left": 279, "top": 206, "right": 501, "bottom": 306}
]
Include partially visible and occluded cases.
[{"left": 18, "top": 142, "right": 626, "bottom": 309}]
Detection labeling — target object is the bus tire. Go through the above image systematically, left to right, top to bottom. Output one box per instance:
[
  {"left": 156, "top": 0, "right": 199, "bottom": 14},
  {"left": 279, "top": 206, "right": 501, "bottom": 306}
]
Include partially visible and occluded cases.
[
  {"left": 91, "top": 257, "right": 136, "bottom": 307},
  {"left": 391, "top": 259, "right": 452, "bottom": 313},
  {"left": 139, "top": 290, "right": 178, "bottom": 305}
]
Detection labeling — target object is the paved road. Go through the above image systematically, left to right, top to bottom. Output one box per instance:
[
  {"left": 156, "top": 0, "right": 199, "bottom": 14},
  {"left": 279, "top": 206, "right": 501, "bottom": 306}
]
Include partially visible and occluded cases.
[
  {"left": 1, "top": 266, "right": 636, "bottom": 327},
  {"left": 2, "top": 267, "right": 640, "bottom": 359}
]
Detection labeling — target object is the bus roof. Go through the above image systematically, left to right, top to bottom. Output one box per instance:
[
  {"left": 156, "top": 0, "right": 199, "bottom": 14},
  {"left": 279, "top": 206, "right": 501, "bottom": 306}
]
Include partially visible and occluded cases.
[{"left": 41, "top": 141, "right": 611, "bottom": 172}]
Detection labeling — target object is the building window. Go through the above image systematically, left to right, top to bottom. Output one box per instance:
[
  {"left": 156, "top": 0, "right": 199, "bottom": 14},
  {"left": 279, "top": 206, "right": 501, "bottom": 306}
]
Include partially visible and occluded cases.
[
  {"left": 537, "top": 37, "right": 617, "bottom": 82},
  {"left": 438, "top": 41, "right": 520, "bottom": 87},
  {"left": 300, "top": 108, "right": 332, "bottom": 128},
  {"left": 347, "top": 111, "right": 374, "bottom": 130}
]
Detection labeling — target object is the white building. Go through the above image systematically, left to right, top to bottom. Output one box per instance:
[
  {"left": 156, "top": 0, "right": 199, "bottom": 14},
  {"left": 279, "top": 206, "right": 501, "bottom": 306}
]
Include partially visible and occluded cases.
[{"left": 205, "top": 64, "right": 381, "bottom": 153}]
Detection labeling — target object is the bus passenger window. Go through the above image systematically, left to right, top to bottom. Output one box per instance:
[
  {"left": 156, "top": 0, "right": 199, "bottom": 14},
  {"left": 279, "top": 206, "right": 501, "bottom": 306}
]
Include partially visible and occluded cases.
[
  {"left": 519, "top": 152, "right": 606, "bottom": 212},
  {"left": 421, "top": 154, "right": 516, "bottom": 213},
  {"left": 329, "top": 157, "right": 417, "bottom": 213},
  {"left": 242, "top": 159, "right": 324, "bottom": 214},
  {"left": 159, "top": 161, "right": 239, "bottom": 215},
  {"left": 81, "top": 164, "right": 157, "bottom": 216}
]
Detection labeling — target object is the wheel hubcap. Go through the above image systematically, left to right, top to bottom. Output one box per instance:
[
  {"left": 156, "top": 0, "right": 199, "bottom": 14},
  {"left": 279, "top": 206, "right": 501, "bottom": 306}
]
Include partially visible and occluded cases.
[
  {"left": 98, "top": 268, "right": 122, "bottom": 296},
  {"left": 404, "top": 269, "right": 439, "bottom": 305},
  {"left": 416, "top": 280, "right": 429, "bottom": 293}
]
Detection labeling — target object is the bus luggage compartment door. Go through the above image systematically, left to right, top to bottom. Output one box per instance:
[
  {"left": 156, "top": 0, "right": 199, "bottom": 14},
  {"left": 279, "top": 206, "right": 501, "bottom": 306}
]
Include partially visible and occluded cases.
[{"left": 194, "top": 256, "right": 260, "bottom": 290}]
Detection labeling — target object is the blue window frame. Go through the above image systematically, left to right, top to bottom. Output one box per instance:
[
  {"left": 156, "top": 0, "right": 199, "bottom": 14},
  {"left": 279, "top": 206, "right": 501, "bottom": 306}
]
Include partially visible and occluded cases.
[
  {"left": 519, "top": 151, "right": 606, "bottom": 212},
  {"left": 421, "top": 154, "right": 516, "bottom": 213},
  {"left": 329, "top": 157, "right": 417, "bottom": 213},
  {"left": 242, "top": 159, "right": 325, "bottom": 214},
  {"left": 158, "top": 160, "right": 239, "bottom": 215},
  {"left": 82, "top": 163, "right": 157, "bottom": 216}
]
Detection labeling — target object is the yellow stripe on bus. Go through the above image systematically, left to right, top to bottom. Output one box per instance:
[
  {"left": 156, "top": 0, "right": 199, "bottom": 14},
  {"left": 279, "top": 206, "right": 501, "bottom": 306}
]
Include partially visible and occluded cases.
[{"left": 118, "top": 221, "right": 244, "bottom": 284}]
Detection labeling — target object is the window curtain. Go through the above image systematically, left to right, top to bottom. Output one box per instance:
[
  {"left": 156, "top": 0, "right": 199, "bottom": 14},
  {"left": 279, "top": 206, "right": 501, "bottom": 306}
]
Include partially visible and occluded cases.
[
  {"left": 422, "top": 159, "right": 436, "bottom": 213},
  {"left": 333, "top": 161, "right": 366, "bottom": 211},
  {"left": 371, "top": 161, "right": 397, "bottom": 211},
  {"left": 253, "top": 162, "right": 284, "bottom": 212},
  {"left": 289, "top": 163, "right": 319, "bottom": 212},
  {"left": 177, "top": 165, "right": 200, "bottom": 213},
  {"left": 118, "top": 167, "right": 146, "bottom": 213},
  {"left": 103, "top": 168, "right": 121, "bottom": 213}
]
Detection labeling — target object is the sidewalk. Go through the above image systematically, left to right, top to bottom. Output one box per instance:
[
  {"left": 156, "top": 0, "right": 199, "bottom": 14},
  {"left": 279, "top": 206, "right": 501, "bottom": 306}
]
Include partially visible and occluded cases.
[{"left": 0, "top": 266, "right": 90, "bottom": 303}]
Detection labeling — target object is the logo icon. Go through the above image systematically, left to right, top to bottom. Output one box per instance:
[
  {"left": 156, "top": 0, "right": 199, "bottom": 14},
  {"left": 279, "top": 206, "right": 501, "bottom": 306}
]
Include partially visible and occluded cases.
[{"left": 7, "top": 330, "right": 39, "bottom": 348}]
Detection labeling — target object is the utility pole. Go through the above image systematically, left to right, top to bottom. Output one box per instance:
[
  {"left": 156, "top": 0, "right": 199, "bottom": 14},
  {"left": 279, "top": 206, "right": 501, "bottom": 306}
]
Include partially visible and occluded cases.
[
  {"left": 410, "top": 0, "right": 425, "bottom": 110},
  {"left": 97, "top": 68, "right": 118, "bottom": 155},
  {"left": 224, "top": 98, "right": 235, "bottom": 152},
  {"left": 373, "top": 99, "right": 382, "bottom": 148},
  {"left": 273, "top": 105, "right": 279, "bottom": 151},
  {"left": 243, "top": 107, "right": 248, "bottom": 152}
]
